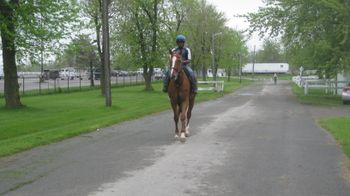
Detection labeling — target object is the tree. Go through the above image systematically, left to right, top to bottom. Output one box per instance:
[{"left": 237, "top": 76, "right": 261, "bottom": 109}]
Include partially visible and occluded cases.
[
  {"left": 0, "top": 0, "right": 78, "bottom": 108},
  {"left": 81, "top": 0, "right": 107, "bottom": 95},
  {"left": 108, "top": 0, "right": 247, "bottom": 84},
  {"left": 111, "top": 0, "right": 165, "bottom": 91},
  {"left": 182, "top": 0, "right": 226, "bottom": 80},
  {"left": 245, "top": 0, "right": 350, "bottom": 77},
  {"left": 216, "top": 28, "right": 248, "bottom": 81},
  {"left": 56, "top": 35, "right": 98, "bottom": 70},
  {"left": 255, "top": 39, "right": 285, "bottom": 63}
]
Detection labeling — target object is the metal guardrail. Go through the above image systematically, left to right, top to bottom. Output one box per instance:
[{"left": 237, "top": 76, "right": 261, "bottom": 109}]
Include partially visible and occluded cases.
[
  {"left": 0, "top": 75, "right": 148, "bottom": 97},
  {"left": 198, "top": 80, "right": 224, "bottom": 92}
]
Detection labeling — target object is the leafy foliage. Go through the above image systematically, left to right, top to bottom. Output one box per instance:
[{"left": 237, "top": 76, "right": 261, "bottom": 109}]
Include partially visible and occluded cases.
[{"left": 246, "top": 0, "right": 350, "bottom": 77}]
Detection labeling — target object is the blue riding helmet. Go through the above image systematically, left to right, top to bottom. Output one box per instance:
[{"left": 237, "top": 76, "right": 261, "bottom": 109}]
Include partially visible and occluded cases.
[{"left": 176, "top": 34, "right": 186, "bottom": 43}]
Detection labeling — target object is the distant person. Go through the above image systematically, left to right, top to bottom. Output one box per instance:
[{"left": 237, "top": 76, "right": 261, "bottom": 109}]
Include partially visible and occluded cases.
[
  {"left": 163, "top": 34, "right": 197, "bottom": 93},
  {"left": 273, "top": 73, "right": 278, "bottom": 84}
]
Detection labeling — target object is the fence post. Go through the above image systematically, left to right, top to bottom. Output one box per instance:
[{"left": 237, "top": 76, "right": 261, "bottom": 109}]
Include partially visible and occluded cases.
[
  {"left": 79, "top": 75, "right": 82, "bottom": 90},
  {"left": 22, "top": 76, "right": 25, "bottom": 95},
  {"left": 123, "top": 76, "right": 125, "bottom": 87},
  {"left": 39, "top": 77, "right": 42, "bottom": 95},
  {"left": 67, "top": 77, "right": 70, "bottom": 92},
  {"left": 54, "top": 78, "right": 57, "bottom": 92},
  {"left": 304, "top": 81, "right": 308, "bottom": 95}
]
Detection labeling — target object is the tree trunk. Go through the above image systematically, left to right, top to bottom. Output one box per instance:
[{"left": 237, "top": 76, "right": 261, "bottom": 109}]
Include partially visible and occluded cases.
[
  {"left": 0, "top": 1, "right": 23, "bottom": 108},
  {"left": 95, "top": 1, "right": 105, "bottom": 96},
  {"left": 202, "top": 66, "right": 207, "bottom": 81},
  {"left": 144, "top": 73, "right": 153, "bottom": 91}
]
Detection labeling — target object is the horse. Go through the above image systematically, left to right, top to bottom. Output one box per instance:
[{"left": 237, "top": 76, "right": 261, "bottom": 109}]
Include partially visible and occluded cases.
[{"left": 168, "top": 50, "right": 196, "bottom": 143}]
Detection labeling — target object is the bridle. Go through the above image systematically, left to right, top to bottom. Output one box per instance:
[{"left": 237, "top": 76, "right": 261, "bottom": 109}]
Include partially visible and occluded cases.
[{"left": 170, "top": 53, "right": 183, "bottom": 81}]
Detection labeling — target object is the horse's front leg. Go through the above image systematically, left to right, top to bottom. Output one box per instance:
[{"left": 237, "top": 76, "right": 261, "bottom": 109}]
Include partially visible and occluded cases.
[
  {"left": 179, "top": 101, "right": 189, "bottom": 143},
  {"left": 172, "top": 103, "right": 180, "bottom": 139}
]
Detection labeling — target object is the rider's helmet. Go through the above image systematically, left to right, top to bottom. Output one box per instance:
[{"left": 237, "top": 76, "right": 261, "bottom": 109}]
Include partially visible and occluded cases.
[{"left": 176, "top": 34, "right": 186, "bottom": 43}]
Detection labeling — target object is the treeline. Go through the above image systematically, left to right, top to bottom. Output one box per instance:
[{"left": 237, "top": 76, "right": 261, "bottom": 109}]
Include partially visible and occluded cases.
[
  {"left": 1, "top": 0, "right": 248, "bottom": 107},
  {"left": 246, "top": 0, "right": 350, "bottom": 77}
]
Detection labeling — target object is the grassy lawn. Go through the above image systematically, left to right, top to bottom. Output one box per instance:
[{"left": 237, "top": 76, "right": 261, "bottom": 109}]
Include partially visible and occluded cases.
[
  {"left": 0, "top": 79, "right": 252, "bottom": 157},
  {"left": 291, "top": 82, "right": 344, "bottom": 106},
  {"left": 320, "top": 117, "right": 350, "bottom": 159}
]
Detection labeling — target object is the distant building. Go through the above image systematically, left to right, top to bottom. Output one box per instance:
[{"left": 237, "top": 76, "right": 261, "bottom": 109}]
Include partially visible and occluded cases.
[{"left": 242, "top": 63, "right": 289, "bottom": 74}]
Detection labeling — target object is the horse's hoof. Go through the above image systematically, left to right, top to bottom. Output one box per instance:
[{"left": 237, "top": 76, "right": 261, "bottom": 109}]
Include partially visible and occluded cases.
[
  {"left": 185, "top": 126, "right": 190, "bottom": 137},
  {"left": 180, "top": 133, "right": 186, "bottom": 143},
  {"left": 174, "top": 134, "right": 180, "bottom": 140}
]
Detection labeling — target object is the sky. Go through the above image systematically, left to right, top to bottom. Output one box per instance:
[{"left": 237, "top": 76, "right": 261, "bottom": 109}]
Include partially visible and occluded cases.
[{"left": 206, "top": 0, "right": 266, "bottom": 50}]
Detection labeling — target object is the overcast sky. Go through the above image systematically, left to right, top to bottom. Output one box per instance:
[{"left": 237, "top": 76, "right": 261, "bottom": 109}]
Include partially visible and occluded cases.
[{"left": 206, "top": 0, "right": 266, "bottom": 50}]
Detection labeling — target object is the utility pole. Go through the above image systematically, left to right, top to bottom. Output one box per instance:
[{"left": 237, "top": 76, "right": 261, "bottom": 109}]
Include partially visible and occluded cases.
[
  {"left": 102, "top": 0, "right": 112, "bottom": 107},
  {"left": 211, "top": 32, "right": 222, "bottom": 81},
  {"left": 252, "top": 45, "right": 256, "bottom": 79},
  {"left": 239, "top": 52, "right": 242, "bottom": 84}
]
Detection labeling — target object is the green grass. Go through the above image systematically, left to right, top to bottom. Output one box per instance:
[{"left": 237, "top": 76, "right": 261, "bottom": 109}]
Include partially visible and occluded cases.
[
  {"left": 0, "top": 79, "right": 252, "bottom": 157},
  {"left": 291, "top": 83, "right": 344, "bottom": 106},
  {"left": 320, "top": 117, "right": 350, "bottom": 159}
]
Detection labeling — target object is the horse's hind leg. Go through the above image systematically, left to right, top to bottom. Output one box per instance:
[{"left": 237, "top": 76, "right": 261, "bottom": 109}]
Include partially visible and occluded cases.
[
  {"left": 186, "top": 95, "right": 195, "bottom": 137},
  {"left": 173, "top": 104, "right": 180, "bottom": 139}
]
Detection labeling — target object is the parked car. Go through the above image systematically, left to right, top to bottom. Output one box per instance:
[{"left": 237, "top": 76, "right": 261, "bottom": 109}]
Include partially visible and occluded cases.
[
  {"left": 59, "top": 67, "right": 78, "bottom": 80},
  {"left": 93, "top": 68, "right": 101, "bottom": 80},
  {"left": 136, "top": 68, "right": 143, "bottom": 75},
  {"left": 43, "top": 69, "right": 60, "bottom": 80},
  {"left": 111, "top": 70, "right": 119, "bottom": 77},
  {"left": 118, "top": 70, "right": 128, "bottom": 76},
  {"left": 154, "top": 71, "right": 165, "bottom": 80},
  {"left": 342, "top": 83, "right": 350, "bottom": 104}
]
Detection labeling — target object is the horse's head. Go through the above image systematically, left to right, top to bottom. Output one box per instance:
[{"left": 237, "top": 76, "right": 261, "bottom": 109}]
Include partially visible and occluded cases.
[{"left": 169, "top": 50, "right": 182, "bottom": 80}]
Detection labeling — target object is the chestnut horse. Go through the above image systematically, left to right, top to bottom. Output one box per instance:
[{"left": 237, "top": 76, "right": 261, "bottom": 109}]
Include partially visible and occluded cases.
[{"left": 168, "top": 50, "right": 196, "bottom": 142}]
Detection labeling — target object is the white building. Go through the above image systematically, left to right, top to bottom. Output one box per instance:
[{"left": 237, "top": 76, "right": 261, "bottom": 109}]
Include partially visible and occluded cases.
[{"left": 242, "top": 63, "right": 289, "bottom": 74}]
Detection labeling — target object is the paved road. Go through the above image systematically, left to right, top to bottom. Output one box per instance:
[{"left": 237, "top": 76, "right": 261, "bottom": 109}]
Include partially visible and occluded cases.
[{"left": 0, "top": 81, "right": 349, "bottom": 196}]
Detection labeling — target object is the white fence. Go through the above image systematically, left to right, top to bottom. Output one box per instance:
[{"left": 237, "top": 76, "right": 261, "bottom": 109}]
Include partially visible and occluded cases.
[
  {"left": 292, "top": 75, "right": 349, "bottom": 95},
  {"left": 198, "top": 80, "right": 224, "bottom": 92}
]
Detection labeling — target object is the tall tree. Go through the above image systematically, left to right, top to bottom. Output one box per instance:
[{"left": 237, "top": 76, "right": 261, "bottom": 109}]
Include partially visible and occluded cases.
[
  {"left": 0, "top": 0, "right": 78, "bottom": 108},
  {"left": 82, "top": 0, "right": 106, "bottom": 95},
  {"left": 112, "top": 0, "right": 164, "bottom": 91},
  {"left": 182, "top": 0, "right": 226, "bottom": 80},
  {"left": 245, "top": 0, "right": 350, "bottom": 77},
  {"left": 217, "top": 28, "right": 248, "bottom": 81},
  {"left": 56, "top": 35, "right": 97, "bottom": 70},
  {"left": 255, "top": 39, "right": 285, "bottom": 63}
]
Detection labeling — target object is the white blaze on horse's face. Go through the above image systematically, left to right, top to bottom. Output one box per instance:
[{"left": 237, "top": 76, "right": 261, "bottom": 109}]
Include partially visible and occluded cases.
[{"left": 171, "top": 55, "right": 177, "bottom": 77}]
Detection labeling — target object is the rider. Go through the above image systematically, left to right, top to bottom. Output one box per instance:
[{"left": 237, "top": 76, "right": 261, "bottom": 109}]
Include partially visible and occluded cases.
[
  {"left": 163, "top": 34, "right": 197, "bottom": 93},
  {"left": 273, "top": 73, "right": 278, "bottom": 84}
]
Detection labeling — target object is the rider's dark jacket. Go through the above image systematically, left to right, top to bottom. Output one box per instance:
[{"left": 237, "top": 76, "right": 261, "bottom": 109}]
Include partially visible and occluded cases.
[{"left": 172, "top": 47, "right": 191, "bottom": 66}]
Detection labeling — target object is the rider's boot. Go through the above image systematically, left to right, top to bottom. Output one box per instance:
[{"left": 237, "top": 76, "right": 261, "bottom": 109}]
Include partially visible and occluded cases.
[
  {"left": 184, "top": 66, "right": 197, "bottom": 94},
  {"left": 163, "top": 75, "right": 169, "bottom": 93},
  {"left": 192, "top": 77, "right": 198, "bottom": 94}
]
